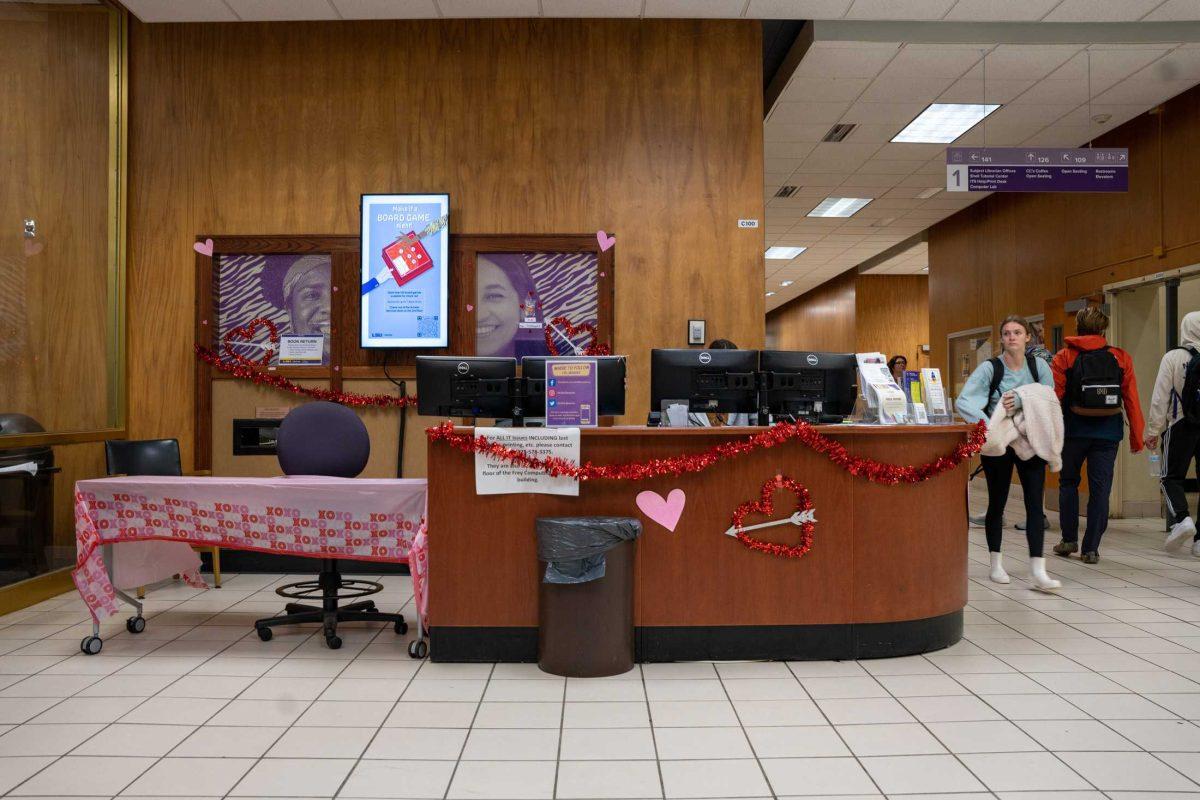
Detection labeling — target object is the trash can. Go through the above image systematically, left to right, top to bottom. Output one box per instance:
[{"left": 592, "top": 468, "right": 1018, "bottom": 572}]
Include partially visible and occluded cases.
[{"left": 535, "top": 516, "right": 641, "bottom": 677}]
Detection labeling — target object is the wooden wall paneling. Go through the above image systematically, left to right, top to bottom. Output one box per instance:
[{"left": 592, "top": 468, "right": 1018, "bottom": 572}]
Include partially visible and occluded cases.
[
  {"left": 130, "top": 19, "right": 764, "bottom": 462},
  {"left": 765, "top": 269, "right": 857, "bottom": 353},
  {"left": 854, "top": 275, "right": 929, "bottom": 366}
]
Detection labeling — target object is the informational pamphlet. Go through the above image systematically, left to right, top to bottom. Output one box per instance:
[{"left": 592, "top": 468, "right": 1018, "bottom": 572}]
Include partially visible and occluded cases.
[
  {"left": 278, "top": 335, "right": 325, "bottom": 365},
  {"left": 856, "top": 353, "right": 908, "bottom": 425},
  {"left": 544, "top": 359, "right": 598, "bottom": 428},
  {"left": 920, "top": 368, "right": 949, "bottom": 417},
  {"left": 903, "top": 370, "right": 922, "bottom": 403},
  {"left": 912, "top": 403, "right": 929, "bottom": 424},
  {"left": 474, "top": 427, "right": 580, "bottom": 496}
]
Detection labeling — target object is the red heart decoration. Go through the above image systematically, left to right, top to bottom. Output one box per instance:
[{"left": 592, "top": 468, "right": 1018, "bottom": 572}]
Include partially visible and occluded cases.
[
  {"left": 543, "top": 315, "right": 611, "bottom": 357},
  {"left": 222, "top": 317, "right": 279, "bottom": 367},
  {"left": 731, "top": 474, "right": 816, "bottom": 559}
]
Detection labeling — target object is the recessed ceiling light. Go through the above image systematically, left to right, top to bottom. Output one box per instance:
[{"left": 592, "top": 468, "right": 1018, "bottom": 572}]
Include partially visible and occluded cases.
[
  {"left": 892, "top": 103, "right": 1001, "bottom": 144},
  {"left": 916, "top": 187, "right": 942, "bottom": 199},
  {"left": 808, "top": 197, "right": 872, "bottom": 218},
  {"left": 765, "top": 246, "right": 807, "bottom": 259},
  {"left": 780, "top": 280, "right": 794, "bottom": 287},
  {"left": 765, "top": 291, "right": 776, "bottom": 297}
]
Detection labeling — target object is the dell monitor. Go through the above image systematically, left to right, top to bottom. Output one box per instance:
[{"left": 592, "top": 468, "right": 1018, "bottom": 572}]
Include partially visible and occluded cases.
[
  {"left": 650, "top": 348, "right": 759, "bottom": 417},
  {"left": 759, "top": 350, "right": 857, "bottom": 422},
  {"left": 416, "top": 356, "right": 517, "bottom": 419},
  {"left": 520, "top": 356, "right": 627, "bottom": 419}
]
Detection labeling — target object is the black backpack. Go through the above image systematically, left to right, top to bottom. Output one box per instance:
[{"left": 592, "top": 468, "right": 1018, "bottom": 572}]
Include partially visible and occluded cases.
[
  {"left": 1066, "top": 346, "right": 1123, "bottom": 417},
  {"left": 1174, "top": 346, "right": 1200, "bottom": 424},
  {"left": 985, "top": 353, "right": 1041, "bottom": 416}
]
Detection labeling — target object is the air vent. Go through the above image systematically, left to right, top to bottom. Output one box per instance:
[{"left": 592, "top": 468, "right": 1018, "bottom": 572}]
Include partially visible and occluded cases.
[
  {"left": 822, "top": 123, "right": 857, "bottom": 143},
  {"left": 774, "top": 185, "right": 798, "bottom": 198}
]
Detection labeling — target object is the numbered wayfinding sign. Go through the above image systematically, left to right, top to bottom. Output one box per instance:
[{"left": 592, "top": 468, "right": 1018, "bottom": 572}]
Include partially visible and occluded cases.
[
  {"left": 947, "top": 147, "right": 1127, "bottom": 193},
  {"left": 544, "top": 359, "right": 599, "bottom": 428}
]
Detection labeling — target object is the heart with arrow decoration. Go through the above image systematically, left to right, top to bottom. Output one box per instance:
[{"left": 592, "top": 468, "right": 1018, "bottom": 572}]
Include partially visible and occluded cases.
[{"left": 726, "top": 474, "right": 817, "bottom": 559}]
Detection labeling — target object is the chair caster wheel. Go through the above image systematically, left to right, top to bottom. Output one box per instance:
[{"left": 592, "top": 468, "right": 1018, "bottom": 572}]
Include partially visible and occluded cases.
[
  {"left": 126, "top": 616, "right": 146, "bottom": 634},
  {"left": 395, "top": 620, "right": 408, "bottom": 635},
  {"left": 256, "top": 627, "right": 273, "bottom": 642},
  {"left": 325, "top": 634, "right": 342, "bottom": 650},
  {"left": 81, "top": 636, "right": 103, "bottom": 655},
  {"left": 408, "top": 639, "right": 427, "bottom": 659}
]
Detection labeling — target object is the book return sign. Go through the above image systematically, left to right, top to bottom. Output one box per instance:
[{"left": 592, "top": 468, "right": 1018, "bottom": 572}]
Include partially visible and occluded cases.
[{"left": 946, "top": 147, "right": 1128, "bottom": 193}]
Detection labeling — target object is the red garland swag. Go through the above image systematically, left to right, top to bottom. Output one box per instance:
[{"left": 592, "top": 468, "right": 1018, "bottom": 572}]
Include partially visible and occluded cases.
[
  {"left": 543, "top": 315, "right": 612, "bottom": 356},
  {"left": 195, "top": 346, "right": 418, "bottom": 408},
  {"left": 427, "top": 419, "right": 987, "bottom": 485},
  {"left": 733, "top": 474, "right": 815, "bottom": 559}
]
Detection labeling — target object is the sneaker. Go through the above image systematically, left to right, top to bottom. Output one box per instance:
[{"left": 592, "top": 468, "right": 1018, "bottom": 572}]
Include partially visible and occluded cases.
[
  {"left": 969, "top": 514, "right": 986, "bottom": 528},
  {"left": 1016, "top": 515, "right": 1052, "bottom": 532},
  {"left": 1166, "top": 517, "right": 1197, "bottom": 552},
  {"left": 1053, "top": 540, "right": 1078, "bottom": 557},
  {"left": 1081, "top": 552, "right": 1099, "bottom": 564}
]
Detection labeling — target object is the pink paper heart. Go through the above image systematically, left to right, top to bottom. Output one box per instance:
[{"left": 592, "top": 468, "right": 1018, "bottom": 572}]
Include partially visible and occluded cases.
[
  {"left": 596, "top": 230, "right": 616, "bottom": 252},
  {"left": 193, "top": 238, "right": 214, "bottom": 257},
  {"left": 23, "top": 240, "right": 44, "bottom": 257},
  {"left": 466, "top": 304, "right": 474, "bottom": 312},
  {"left": 636, "top": 488, "right": 686, "bottom": 532}
]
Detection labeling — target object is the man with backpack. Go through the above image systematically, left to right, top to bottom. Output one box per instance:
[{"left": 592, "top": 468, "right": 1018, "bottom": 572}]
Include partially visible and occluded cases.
[
  {"left": 1050, "top": 307, "right": 1144, "bottom": 563},
  {"left": 1146, "top": 311, "right": 1200, "bottom": 553}
]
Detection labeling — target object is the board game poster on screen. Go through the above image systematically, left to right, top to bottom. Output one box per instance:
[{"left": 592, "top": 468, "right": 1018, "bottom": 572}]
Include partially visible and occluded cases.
[{"left": 360, "top": 193, "right": 450, "bottom": 348}]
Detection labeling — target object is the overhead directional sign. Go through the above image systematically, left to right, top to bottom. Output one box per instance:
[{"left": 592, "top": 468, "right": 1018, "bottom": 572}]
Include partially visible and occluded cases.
[{"left": 946, "top": 147, "right": 1128, "bottom": 193}]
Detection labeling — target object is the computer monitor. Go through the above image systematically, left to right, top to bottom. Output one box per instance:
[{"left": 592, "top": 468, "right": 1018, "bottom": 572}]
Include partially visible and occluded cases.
[
  {"left": 650, "top": 348, "right": 759, "bottom": 415},
  {"left": 759, "top": 350, "right": 857, "bottom": 421},
  {"left": 415, "top": 356, "right": 517, "bottom": 418},
  {"left": 519, "top": 356, "right": 627, "bottom": 419}
]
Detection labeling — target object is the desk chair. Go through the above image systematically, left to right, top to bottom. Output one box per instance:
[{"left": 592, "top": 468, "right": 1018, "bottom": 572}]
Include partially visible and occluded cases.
[
  {"left": 253, "top": 401, "right": 407, "bottom": 649},
  {"left": 104, "top": 439, "right": 221, "bottom": 589}
]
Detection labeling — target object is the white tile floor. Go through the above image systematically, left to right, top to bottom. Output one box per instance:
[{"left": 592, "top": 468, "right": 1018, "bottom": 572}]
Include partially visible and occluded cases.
[{"left": 6, "top": 491, "right": 1200, "bottom": 797}]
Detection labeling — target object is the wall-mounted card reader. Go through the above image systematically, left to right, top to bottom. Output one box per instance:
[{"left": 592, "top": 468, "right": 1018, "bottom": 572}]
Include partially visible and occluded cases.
[{"left": 232, "top": 418, "right": 282, "bottom": 456}]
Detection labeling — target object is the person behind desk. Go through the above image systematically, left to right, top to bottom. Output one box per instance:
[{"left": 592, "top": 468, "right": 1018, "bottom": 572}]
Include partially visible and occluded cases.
[
  {"left": 685, "top": 339, "right": 754, "bottom": 427},
  {"left": 888, "top": 355, "right": 907, "bottom": 383}
]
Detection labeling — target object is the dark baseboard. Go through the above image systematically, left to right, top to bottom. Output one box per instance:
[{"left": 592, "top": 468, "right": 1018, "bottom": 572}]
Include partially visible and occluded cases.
[
  {"left": 199, "top": 550, "right": 410, "bottom": 575},
  {"left": 429, "top": 610, "right": 963, "bottom": 663}
]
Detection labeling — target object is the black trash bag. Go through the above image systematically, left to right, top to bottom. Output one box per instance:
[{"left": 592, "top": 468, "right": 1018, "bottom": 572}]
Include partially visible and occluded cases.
[{"left": 535, "top": 516, "right": 641, "bottom": 584}]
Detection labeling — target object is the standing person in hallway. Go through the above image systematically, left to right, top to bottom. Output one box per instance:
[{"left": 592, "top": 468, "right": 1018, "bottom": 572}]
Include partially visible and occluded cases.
[
  {"left": 1050, "top": 307, "right": 1144, "bottom": 564},
  {"left": 1146, "top": 311, "right": 1200, "bottom": 555},
  {"left": 956, "top": 315, "right": 1061, "bottom": 591}
]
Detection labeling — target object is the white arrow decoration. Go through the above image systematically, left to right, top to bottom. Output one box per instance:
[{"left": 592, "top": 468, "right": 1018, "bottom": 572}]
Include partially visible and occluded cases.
[{"left": 724, "top": 509, "right": 817, "bottom": 538}]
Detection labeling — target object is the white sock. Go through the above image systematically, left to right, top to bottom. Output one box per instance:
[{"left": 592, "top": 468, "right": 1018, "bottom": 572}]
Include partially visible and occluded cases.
[
  {"left": 989, "top": 552, "right": 1010, "bottom": 584},
  {"left": 1029, "top": 556, "right": 1061, "bottom": 591}
]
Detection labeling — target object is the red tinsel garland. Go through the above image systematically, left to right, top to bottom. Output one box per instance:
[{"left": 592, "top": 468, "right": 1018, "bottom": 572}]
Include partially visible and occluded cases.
[
  {"left": 543, "top": 316, "right": 612, "bottom": 357},
  {"left": 195, "top": 346, "right": 419, "bottom": 408},
  {"left": 427, "top": 419, "right": 987, "bottom": 485},
  {"left": 732, "top": 474, "right": 815, "bottom": 558}
]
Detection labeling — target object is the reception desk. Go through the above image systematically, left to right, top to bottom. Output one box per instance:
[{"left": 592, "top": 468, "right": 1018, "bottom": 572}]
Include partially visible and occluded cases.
[{"left": 427, "top": 425, "right": 971, "bottom": 662}]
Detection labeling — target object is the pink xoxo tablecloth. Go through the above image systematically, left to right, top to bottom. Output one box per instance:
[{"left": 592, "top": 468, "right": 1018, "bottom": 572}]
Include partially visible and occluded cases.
[{"left": 74, "top": 476, "right": 428, "bottom": 625}]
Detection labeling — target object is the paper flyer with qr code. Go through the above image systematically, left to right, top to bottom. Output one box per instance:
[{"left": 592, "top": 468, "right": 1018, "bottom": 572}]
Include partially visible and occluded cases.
[{"left": 360, "top": 193, "right": 449, "bottom": 348}]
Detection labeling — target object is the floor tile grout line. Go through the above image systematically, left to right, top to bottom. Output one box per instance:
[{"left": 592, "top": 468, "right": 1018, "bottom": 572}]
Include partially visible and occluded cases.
[
  {"left": 432, "top": 661, "right": 492, "bottom": 800},
  {"left": 640, "top": 663, "right": 668, "bottom": 800}
]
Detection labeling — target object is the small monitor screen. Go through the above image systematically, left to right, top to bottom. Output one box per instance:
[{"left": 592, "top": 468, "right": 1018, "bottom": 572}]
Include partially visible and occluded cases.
[{"left": 360, "top": 193, "right": 450, "bottom": 348}]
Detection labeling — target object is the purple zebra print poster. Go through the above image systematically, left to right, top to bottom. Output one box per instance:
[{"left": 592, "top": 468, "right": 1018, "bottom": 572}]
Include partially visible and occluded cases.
[
  {"left": 475, "top": 252, "right": 599, "bottom": 359},
  {"left": 215, "top": 253, "right": 331, "bottom": 366}
]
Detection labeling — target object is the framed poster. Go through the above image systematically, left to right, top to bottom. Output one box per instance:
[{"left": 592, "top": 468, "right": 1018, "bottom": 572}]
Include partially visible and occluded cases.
[
  {"left": 360, "top": 193, "right": 450, "bottom": 348},
  {"left": 216, "top": 253, "right": 331, "bottom": 366}
]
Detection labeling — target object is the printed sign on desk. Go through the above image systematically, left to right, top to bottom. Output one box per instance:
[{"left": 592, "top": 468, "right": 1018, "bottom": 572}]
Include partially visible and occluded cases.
[
  {"left": 278, "top": 335, "right": 325, "bottom": 365},
  {"left": 545, "top": 359, "right": 599, "bottom": 428},
  {"left": 475, "top": 427, "right": 580, "bottom": 496}
]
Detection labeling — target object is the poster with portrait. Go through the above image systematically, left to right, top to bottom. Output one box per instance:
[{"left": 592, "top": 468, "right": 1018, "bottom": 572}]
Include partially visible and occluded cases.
[
  {"left": 360, "top": 193, "right": 450, "bottom": 348},
  {"left": 475, "top": 252, "right": 600, "bottom": 359},
  {"left": 215, "top": 253, "right": 331, "bottom": 367}
]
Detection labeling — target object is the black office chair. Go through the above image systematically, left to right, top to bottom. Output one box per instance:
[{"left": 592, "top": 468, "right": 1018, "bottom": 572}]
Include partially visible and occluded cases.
[
  {"left": 254, "top": 401, "right": 407, "bottom": 649},
  {"left": 104, "top": 439, "right": 221, "bottom": 588}
]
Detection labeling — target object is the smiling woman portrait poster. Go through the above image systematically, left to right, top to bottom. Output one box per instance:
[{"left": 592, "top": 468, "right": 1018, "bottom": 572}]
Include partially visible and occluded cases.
[{"left": 475, "top": 252, "right": 599, "bottom": 358}]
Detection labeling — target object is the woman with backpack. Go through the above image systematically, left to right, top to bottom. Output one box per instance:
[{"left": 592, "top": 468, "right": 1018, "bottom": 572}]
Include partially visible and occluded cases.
[
  {"left": 1049, "top": 307, "right": 1144, "bottom": 564},
  {"left": 1146, "top": 311, "right": 1200, "bottom": 554},
  {"left": 956, "top": 315, "right": 1061, "bottom": 591}
]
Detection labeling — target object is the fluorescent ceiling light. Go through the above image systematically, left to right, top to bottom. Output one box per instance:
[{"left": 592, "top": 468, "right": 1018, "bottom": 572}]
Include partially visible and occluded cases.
[
  {"left": 892, "top": 103, "right": 1001, "bottom": 144},
  {"left": 808, "top": 197, "right": 872, "bottom": 218},
  {"left": 765, "top": 246, "right": 806, "bottom": 259},
  {"left": 780, "top": 280, "right": 794, "bottom": 287}
]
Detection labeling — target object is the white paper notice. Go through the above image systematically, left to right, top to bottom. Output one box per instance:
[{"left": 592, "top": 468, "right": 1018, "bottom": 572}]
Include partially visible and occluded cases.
[
  {"left": 279, "top": 335, "right": 325, "bottom": 365},
  {"left": 920, "top": 368, "right": 949, "bottom": 416},
  {"left": 475, "top": 427, "right": 580, "bottom": 496}
]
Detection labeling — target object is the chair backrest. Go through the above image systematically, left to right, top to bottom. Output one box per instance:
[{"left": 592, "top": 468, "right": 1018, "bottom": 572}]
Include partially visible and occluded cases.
[
  {"left": 277, "top": 402, "right": 370, "bottom": 478},
  {"left": 105, "top": 439, "right": 183, "bottom": 476}
]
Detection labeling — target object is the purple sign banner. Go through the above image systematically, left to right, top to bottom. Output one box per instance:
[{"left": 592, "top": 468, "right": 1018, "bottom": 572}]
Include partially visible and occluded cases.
[
  {"left": 946, "top": 147, "right": 1128, "bottom": 193},
  {"left": 544, "top": 359, "right": 598, "bottom": 428}
]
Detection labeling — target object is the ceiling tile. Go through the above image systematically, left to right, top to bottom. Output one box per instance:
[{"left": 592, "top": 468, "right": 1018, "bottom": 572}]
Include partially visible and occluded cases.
[
  {"left": 121, "top": 0, "right": 239, "bottom": 21},
  {"left": 225, "top": 0, "right": 338, "bottom": 19},
  {"left": 331, "top": 0, "right": 439, "bottom": 17},
  {"left": 437, "top": 0, "right": 539, "bottom": 16},
  {"left": 542, "top": 0, "right": 642, "bottom": 15},
  {"left": 642, "top": 0, "right": 747, "bottom": 16},
  {"left": 745, "top": 0, "right": 853, "bottom": 17},
  {"left": 845, "top": 0, "right": 956, "bottom": 19},
  {"left": 943, "top": 0, "right": 1060, "bottom": 21},
  {"left": 1043, "top": 0, "right": 1164, "bottom": 21},
  {"left": 1144, "top": 0, "right": 1200, "bottom": 20},
  {"left": 795, "top": 43, "right": 901, "bottom": 78},
  {"left": 883, "top": 44, "right": 983, "bottom": 78},
  {"left": 981, "top": 44, "right": 1082, "bottom": 80},
  {"left": 1139, "top": 47, "right": 1200, "bottom": 81},
  {"left": 1051, "top": 48, "right": 1175, "bottom": 83},
  {"left": 860, "top": 75, "right": 957, "bottom": 103},
  {"left": 780, "top": 77, "right": 873, "bottom": 103},
  {"left": 938, "top": 77, "right": 1037, "bottom": 104},
  {"left": 1093, "top": 77, "right": 1198, "bottom": 105},
  {"left": 1009, "top": 79, "right": 1094, "bottom": 106},
  {"left": 842, "top": 100, "right": 929, "bottom": 124},
  {"left": 768, "top": 101, "right": 852, "bottom": 125},
  {"left": 1055, "top": 103, "right": 1146, "bottom": 127},
  {"left": 765, "top": 122, "right": 833, "bottom": 143},
  {"left": 842, "top": 122, "right": 906, "bottom": 142},
  {"left": 1020, "top": 124, "right": 1093, "bottom": 146},
  {"left": 767, "top": 142, "right": 819, "bottom": 159},
  {"left": 872, "top": 142, "right": 945, "bottom": 160},
  {"left": 857, "top": 159, "right": 921, "bottom": 174},
  {"left": 791, "top": 171, "right": 853, "bottom": 186},
  {"left": 838, "top": 173, "right": 902, "bottom": 187}
]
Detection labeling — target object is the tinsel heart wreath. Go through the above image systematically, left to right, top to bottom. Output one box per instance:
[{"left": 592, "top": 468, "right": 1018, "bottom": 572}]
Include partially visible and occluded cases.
[
  {"left": 543, "top": 315, "right": 612, "bottom": 357},
  {"left": 222, "top": 317, "right": 279, "bottom": 368},
  {"left": 731, "top": 474, "right": 816, "bottom": 559}
]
